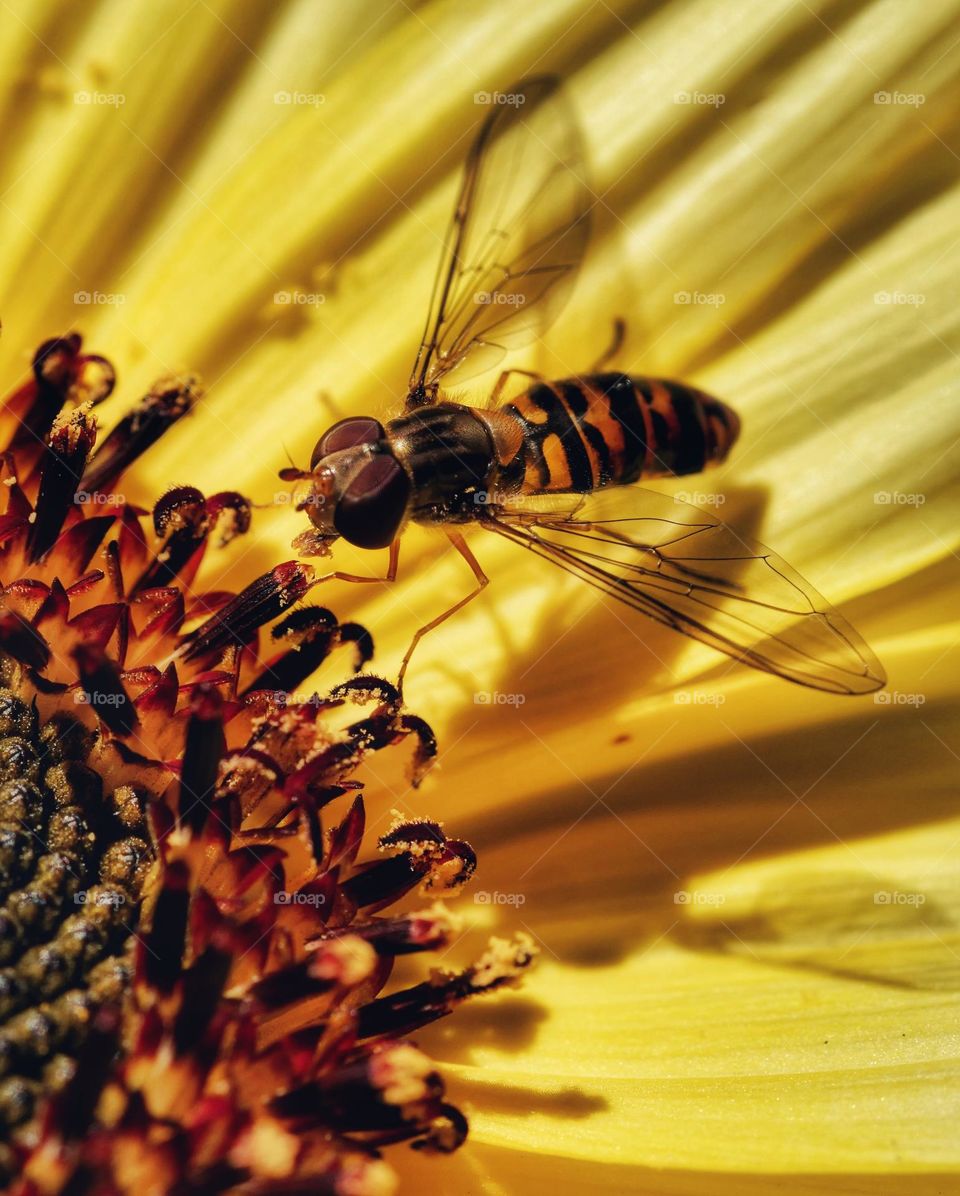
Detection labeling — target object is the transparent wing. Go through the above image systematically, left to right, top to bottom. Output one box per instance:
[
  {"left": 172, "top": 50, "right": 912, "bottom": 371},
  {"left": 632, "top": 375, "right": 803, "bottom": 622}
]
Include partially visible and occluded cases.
[
  {"left": 408, "top": 77, "right": 591, "bottom": 403},
  {"left": 483, "top": 489, "right": 885, "bottom": 695}
]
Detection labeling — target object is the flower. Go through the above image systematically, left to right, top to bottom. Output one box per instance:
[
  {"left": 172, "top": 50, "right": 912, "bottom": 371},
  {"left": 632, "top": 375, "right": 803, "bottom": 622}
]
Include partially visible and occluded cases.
[
  {"left": 2, "top": 1, "right": 959, "bottom": 1194},
  {"left": 0, "top": 335, "right": 535, "bottom": 1192}
]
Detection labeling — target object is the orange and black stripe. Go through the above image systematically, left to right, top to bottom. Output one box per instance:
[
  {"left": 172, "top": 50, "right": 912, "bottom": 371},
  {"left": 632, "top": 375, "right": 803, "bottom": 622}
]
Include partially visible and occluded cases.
[{"left": 500, "top": 372, "right": 740, "bottom": 494}]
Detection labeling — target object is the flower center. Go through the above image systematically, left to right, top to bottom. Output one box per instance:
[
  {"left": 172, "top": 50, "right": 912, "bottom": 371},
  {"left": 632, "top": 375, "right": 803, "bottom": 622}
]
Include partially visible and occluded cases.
[{"left": 0, "top": 686, "right": 156, "bottom": 1166}]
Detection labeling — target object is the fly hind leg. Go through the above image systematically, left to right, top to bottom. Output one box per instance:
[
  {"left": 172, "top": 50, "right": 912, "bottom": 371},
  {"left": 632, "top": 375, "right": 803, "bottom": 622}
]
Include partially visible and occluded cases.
[
  {"left": 591, "top": 318, "right": 627, "bottom": 372},
  {"left": 488, "top": 367, "right": 547, "bottom": 406},
  {"left": 397, "top": 532, "right": 489, "bottom": 696}
]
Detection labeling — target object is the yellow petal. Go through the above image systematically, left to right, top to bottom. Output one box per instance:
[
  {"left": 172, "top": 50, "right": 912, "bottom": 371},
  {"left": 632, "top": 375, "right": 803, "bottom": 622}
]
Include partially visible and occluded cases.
[
  {"left": 3, "top": 0, "right": 959, "bottom": 1190},
  {"left": 403, "top": 631, "right": 960, "bottom": 1182}
]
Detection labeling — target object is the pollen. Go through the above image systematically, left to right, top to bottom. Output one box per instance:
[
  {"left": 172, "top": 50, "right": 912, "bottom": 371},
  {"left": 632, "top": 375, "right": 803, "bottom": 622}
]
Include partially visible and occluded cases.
[
  {"left": 307, "top": 935, "right": 377, "bottom": 986},
  {"left": 369, "top": 1044, "right": 434, "bottom": 1105}
]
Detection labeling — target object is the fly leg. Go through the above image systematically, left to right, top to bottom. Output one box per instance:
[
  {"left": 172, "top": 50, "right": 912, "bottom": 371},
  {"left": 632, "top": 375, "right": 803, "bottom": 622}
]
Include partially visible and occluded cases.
[
  {"left": 591, "top": 318, "right": 627, "bottom": 372},
  {"left": 488, "top": 368, "right": 547, "bottom": 406},
  {"left": 397, "top": 532, "right": 489, "bottom": 696},
  {"left": 315, "top": 538, "right": 400, "bottom": 586}
]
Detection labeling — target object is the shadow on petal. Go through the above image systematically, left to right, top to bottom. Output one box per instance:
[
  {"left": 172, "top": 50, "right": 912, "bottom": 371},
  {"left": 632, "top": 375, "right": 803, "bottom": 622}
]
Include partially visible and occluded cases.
[{"left": 423, "top": 995, "right": 548, "bottom": 1062}]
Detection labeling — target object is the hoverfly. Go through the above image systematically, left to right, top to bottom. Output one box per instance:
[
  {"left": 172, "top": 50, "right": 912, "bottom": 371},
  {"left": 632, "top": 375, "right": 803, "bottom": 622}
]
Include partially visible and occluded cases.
[{"left": 284, "top": 77, "right": 885, "bottom": 697}]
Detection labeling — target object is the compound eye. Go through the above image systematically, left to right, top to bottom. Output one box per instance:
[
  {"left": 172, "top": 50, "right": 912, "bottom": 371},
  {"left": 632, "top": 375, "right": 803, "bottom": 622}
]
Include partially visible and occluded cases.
[
  {"left": 311, "top": 417, "right": 385, "bottom": 469},
  {"left": 333, "top": 455, "right": 410, "bottom": 550}
]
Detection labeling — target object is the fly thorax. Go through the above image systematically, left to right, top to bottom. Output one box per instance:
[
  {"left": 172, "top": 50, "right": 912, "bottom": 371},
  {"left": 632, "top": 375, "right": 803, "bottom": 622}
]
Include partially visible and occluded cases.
[{"left": 387, "top": 404, "right": 497, "bottom": 514}]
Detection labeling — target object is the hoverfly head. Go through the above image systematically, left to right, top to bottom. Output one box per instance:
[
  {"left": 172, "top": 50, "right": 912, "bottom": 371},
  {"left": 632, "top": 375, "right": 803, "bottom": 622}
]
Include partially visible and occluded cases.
[{"left": 296, "top": 416, "right": 410, "bottom": 550}]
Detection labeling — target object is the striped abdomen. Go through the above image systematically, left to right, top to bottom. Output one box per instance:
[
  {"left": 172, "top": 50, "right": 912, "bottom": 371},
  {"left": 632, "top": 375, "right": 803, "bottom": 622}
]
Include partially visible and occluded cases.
[{"left": 494, "top": 373, "right": 740, "bottom": 494}]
